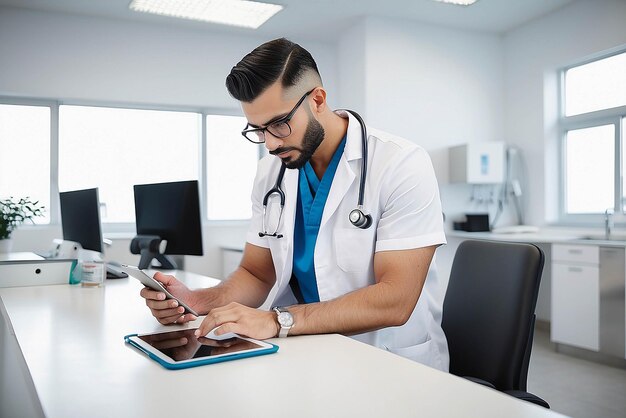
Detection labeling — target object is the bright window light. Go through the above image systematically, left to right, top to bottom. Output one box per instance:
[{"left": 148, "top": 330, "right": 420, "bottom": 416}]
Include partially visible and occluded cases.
[
  {"left": 129, "top": 0, "right": 283, "bottom": 29},
  {"left": 432, "top": 0, "right": 479, "bottom": 6},
  {"left": 565, "top": 52, "right": 626, "bottom": 116},
  {"left": 0, "top": 104, "right": 51, "bottom": 224},
  {"left": 0, "top": 104, "right": 50, "bottom": 224},
  {"left": 59, "top": 105, "right": 200, "bottom": 223},
  {"left": 206, "top": 115, "right": 257, "bottom": 220},
  {"left": 565, "top": 125, "right": 615, "bottom": 214}
]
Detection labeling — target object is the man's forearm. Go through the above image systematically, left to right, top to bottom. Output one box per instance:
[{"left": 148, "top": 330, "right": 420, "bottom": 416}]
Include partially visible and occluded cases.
[{"left": 286, "top": 280, "right": 419, "bottom": 336}]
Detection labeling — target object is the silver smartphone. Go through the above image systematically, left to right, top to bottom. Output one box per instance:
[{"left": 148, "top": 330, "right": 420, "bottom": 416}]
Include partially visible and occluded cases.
[{"left": 120, "top": 264, "right": 199, "bottom": 317}]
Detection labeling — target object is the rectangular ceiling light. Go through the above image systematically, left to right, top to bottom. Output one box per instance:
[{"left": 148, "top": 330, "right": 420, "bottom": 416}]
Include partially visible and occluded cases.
[
  {"left": 129, "top": 0, "right": 284, "bottom": 29},
  {"left": 433, "top": 0, "right": 479, "bottom": 5}
]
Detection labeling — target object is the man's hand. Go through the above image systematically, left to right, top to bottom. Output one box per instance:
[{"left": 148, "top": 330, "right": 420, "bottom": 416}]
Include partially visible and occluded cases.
[
  {"left": 139, "top": 272, "right": 198, "bottom": 325},
  {"left": 194, "top": 302, "right": 279, "bottom": 340}
]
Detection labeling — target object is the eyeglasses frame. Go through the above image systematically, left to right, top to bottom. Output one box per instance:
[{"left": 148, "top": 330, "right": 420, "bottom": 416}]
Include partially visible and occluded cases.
[{"left": 241, "top": 88, "right": 316, "bottom": 144}]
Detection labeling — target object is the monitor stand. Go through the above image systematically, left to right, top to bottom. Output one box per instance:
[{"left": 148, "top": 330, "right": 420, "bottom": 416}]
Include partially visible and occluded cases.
[{"left": 130, "top": 235, "right": 178, "bottom": 270}]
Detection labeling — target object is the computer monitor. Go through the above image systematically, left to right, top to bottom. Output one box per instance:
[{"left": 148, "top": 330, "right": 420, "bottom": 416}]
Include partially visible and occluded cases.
[
  {"left": 132, "top": 180, "right": 203, "bottom": 269},
  {"left": 59, "top": 188, "right": 103, "bottom": 253}
]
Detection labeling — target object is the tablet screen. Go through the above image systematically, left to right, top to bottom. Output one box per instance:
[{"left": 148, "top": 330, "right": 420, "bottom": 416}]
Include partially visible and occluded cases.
[{"left": 138, "top": 328, "right": 265, "bottom": 362}]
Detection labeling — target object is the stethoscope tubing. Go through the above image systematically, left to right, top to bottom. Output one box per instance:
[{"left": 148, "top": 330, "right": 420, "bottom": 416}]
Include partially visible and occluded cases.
[{"left": 260, "top": 109, "right": 369, "bottom": 238}]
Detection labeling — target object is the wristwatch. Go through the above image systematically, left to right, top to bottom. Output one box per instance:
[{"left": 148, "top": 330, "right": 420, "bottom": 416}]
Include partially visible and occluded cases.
[{"left": 273, "top": 307, "right": 294, "bottom": 338}]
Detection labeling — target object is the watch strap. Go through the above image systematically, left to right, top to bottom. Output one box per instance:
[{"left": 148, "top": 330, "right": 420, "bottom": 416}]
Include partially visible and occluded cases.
[{"left": 279, "top": 325, "right": 289, "bottom": 338}]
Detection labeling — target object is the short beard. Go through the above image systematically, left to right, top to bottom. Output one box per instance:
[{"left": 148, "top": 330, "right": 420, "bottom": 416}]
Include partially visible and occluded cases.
[{"left": 273, "top": 116, "right": 325, "bottom": 170}]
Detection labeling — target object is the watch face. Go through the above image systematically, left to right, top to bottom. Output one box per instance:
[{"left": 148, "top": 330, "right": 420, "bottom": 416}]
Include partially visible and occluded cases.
[{"left": 278, "top": 311, "right": 294, "bottom": 327}]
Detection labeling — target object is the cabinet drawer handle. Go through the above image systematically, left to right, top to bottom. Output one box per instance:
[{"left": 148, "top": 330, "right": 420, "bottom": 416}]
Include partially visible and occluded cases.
[
  {"left": 567, "top": 249, "right": 583, "bottom": 254},
  {"left": 568, "top": 267, "right": 583, "bottom": 273}
]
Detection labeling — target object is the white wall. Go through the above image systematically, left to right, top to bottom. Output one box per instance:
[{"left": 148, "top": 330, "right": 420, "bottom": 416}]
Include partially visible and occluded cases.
[
  {"left": 503, "top": 0, "right": 626, "bottom": 227},
  {"left": 0, "top": 7, "right": 338, "bottom": 279},
  {"left": 0, "top": 7, "right": 338, "bottom": 109},
  {"left": 335, "top": 17, "right": 505, "bottom": 291},
  {"left": 336, "top": 17, "right": 506, "bottom": 232},
  {"left": 364, "top": 17, "right": 504, "bottom": 151},
  {"left": 366, "top": 17, "right": 505, "bottom": 236},
  {"left": 337, "top": 20, "right": 367, "bottom": 113}
]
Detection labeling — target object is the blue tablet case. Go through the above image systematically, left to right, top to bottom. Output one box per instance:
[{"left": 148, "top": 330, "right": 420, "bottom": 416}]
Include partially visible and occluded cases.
[{"left": 124, "top": 333, "right": 279, "bottom": 370}]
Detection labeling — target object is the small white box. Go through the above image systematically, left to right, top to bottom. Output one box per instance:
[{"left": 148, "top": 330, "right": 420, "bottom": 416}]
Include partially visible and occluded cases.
[
  {"left": 449, "top": 142, "right": 505, "bottom": 184},
  {"left": 0, "top": 259, "right": 75, "bottom": 288}
]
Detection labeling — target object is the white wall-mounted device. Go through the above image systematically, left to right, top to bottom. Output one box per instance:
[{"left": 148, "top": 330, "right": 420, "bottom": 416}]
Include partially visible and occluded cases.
[{"left": 448, "top": 142, "right": 505, "bottom": 184}]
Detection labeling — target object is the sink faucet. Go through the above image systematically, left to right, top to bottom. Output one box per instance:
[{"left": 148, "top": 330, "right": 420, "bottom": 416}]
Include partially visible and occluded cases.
[{"left": 604, "top": 208, "right": 614, "bottom": 239}]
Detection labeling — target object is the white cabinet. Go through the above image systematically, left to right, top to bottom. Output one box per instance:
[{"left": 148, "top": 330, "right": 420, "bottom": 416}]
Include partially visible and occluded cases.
[
  {"left": 448, "top": 142, "right": 505, "bottom": 184},
  {"left": 551, "top": 244, "right": 600, "bottom": 351}
]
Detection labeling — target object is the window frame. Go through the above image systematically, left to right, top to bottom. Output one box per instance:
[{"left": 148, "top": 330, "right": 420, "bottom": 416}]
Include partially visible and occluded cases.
[
  {"left": 558, "top": 47, "right": 626, "bottom": 225},
  {"left": 0, "top": 96, "right": 258, "bottom": 233}
]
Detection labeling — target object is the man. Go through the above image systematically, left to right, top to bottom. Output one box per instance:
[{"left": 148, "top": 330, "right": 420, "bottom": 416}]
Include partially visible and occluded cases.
[{"left": 140, "top": 38, "right": 449, "bottom": 371}]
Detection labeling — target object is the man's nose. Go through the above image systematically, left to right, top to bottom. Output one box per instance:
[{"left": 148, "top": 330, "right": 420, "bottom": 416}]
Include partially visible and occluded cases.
[{"left": 264, "top": 133, "right": 283, "bottom": 152}]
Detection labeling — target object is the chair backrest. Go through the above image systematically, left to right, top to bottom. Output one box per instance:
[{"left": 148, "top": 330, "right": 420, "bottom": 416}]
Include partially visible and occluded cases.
[{"left": 441, "top": 239, "right": 544, "bottom": 391}]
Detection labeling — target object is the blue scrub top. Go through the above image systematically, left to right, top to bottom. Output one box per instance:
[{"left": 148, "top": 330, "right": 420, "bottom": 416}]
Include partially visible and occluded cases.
[{"left": 292, "top": 137, "right": 347, "bottom": 303}]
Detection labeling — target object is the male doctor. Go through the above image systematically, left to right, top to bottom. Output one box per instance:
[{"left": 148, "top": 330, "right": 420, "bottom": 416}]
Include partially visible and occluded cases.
[{"left": 140, "top": 38, "right": 449, "bottom": 371}]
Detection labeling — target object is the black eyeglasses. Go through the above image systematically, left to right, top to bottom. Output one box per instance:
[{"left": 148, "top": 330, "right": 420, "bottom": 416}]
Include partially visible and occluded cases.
[{"left": 241, "top": 89, "right": 315, "bottom": 144}]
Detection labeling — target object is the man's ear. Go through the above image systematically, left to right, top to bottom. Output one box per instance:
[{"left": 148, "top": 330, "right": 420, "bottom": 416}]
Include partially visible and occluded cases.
[{"left": 309, "top": 87, "right": 327, "bottom": 114}]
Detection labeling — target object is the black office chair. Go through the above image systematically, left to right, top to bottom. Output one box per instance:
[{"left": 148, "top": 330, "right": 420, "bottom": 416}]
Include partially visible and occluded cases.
[{"left": 441, "top": 240, "right": 550, "bottom": 408}]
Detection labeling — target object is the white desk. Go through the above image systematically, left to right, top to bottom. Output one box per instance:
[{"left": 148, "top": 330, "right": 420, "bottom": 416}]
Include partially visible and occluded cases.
[{"left": 0, "top": 272, "right": 567, "bottom": 418}]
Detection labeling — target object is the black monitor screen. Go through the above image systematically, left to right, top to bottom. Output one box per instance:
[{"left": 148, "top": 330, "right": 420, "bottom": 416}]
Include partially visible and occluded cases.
[
  {"left": 134, "top": 180, "right": 203, "bottom": 256},
  {"left": 59, "top": 188, "right": 103, "bottom": 253}
]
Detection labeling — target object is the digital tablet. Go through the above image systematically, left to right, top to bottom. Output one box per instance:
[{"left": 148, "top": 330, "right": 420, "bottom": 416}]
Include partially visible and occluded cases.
[
  {"left": 120, "top": 264, "right": 199, "bottom": 317},
  {"left": 124, "top": 328, "right": 278, "bottom": 370}
]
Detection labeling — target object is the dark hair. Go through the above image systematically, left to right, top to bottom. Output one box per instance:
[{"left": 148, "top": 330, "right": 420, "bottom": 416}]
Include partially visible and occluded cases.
[{"left": 225, "top": 38, "right": 321, "bottom": 102}]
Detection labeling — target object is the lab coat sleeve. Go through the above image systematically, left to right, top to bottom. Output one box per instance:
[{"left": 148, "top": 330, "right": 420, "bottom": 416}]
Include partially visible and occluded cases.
[
  {"left": 375, "top": 146, "right": 446, "bottom": 252},
  {"left": 245, "top": 158, "right": 271, "bottom": 249}
]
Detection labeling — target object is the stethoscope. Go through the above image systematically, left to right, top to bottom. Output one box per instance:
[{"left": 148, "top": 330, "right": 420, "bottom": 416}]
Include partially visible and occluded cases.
[{"left": 259, "top": 110, "right": 371, "bottom": 239}]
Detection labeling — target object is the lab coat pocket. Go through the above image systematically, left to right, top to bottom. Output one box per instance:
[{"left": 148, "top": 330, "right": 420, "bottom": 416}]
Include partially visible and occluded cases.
[
  {"left": 333, "top": 228, "right": 374, "bottom": 273},
  {"left": 385, "top": 338, "right": 434, "bottom": 364}
]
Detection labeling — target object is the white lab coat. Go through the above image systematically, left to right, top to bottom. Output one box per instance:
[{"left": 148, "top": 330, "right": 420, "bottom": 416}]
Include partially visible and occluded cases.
[{"left": 246, "top": 111, "right": 449, "bottom": 372}]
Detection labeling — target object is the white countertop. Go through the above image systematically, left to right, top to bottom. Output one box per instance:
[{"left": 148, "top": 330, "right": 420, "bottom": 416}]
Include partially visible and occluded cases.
[
  {"left": 446, "top": 229, "right": 626, "bottom": 247},
  {"left": 0, "top": 274, "right": 567, "bottom": 418}
]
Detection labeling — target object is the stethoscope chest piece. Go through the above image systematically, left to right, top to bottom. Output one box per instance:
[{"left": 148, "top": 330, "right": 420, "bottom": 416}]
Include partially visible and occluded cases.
[
  {"left": 260, "top": 164, "right": 287, "bottom": 239},
  {"left": 349, "top": 207, "right": 372, "bottom": 229}
]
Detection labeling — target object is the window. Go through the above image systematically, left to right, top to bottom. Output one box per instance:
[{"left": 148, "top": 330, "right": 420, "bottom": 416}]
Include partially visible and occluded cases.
[
  {"left": 560, "top": 50, "right": 626, "bottom": 221},
  {"left": 565, "top": 52, "right": 626, "bottom": 116},
  {"left": 2, "top": 99, "right": 258, "bottom": 228},
  {"left": 0, "top": 103, "right": 51, "bottom": 224},
  {"left": 59, "top": 105, "right": 201, "bottom": 223},
  {"left": 206, "top": 115, "right": 259, "bottom": 220},
  {"left": 564, "top": 125, "right": 614, "bottom": 213}
]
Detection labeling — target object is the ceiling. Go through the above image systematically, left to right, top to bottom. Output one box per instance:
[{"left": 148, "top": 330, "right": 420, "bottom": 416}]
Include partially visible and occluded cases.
[{"left": 0, "top": 0, "right": 573, "bottom": 40}]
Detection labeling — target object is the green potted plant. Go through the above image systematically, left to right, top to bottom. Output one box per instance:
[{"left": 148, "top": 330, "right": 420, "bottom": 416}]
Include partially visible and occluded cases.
[{"left": 0, "top": 197, "right": 45, "bottom": 253}]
